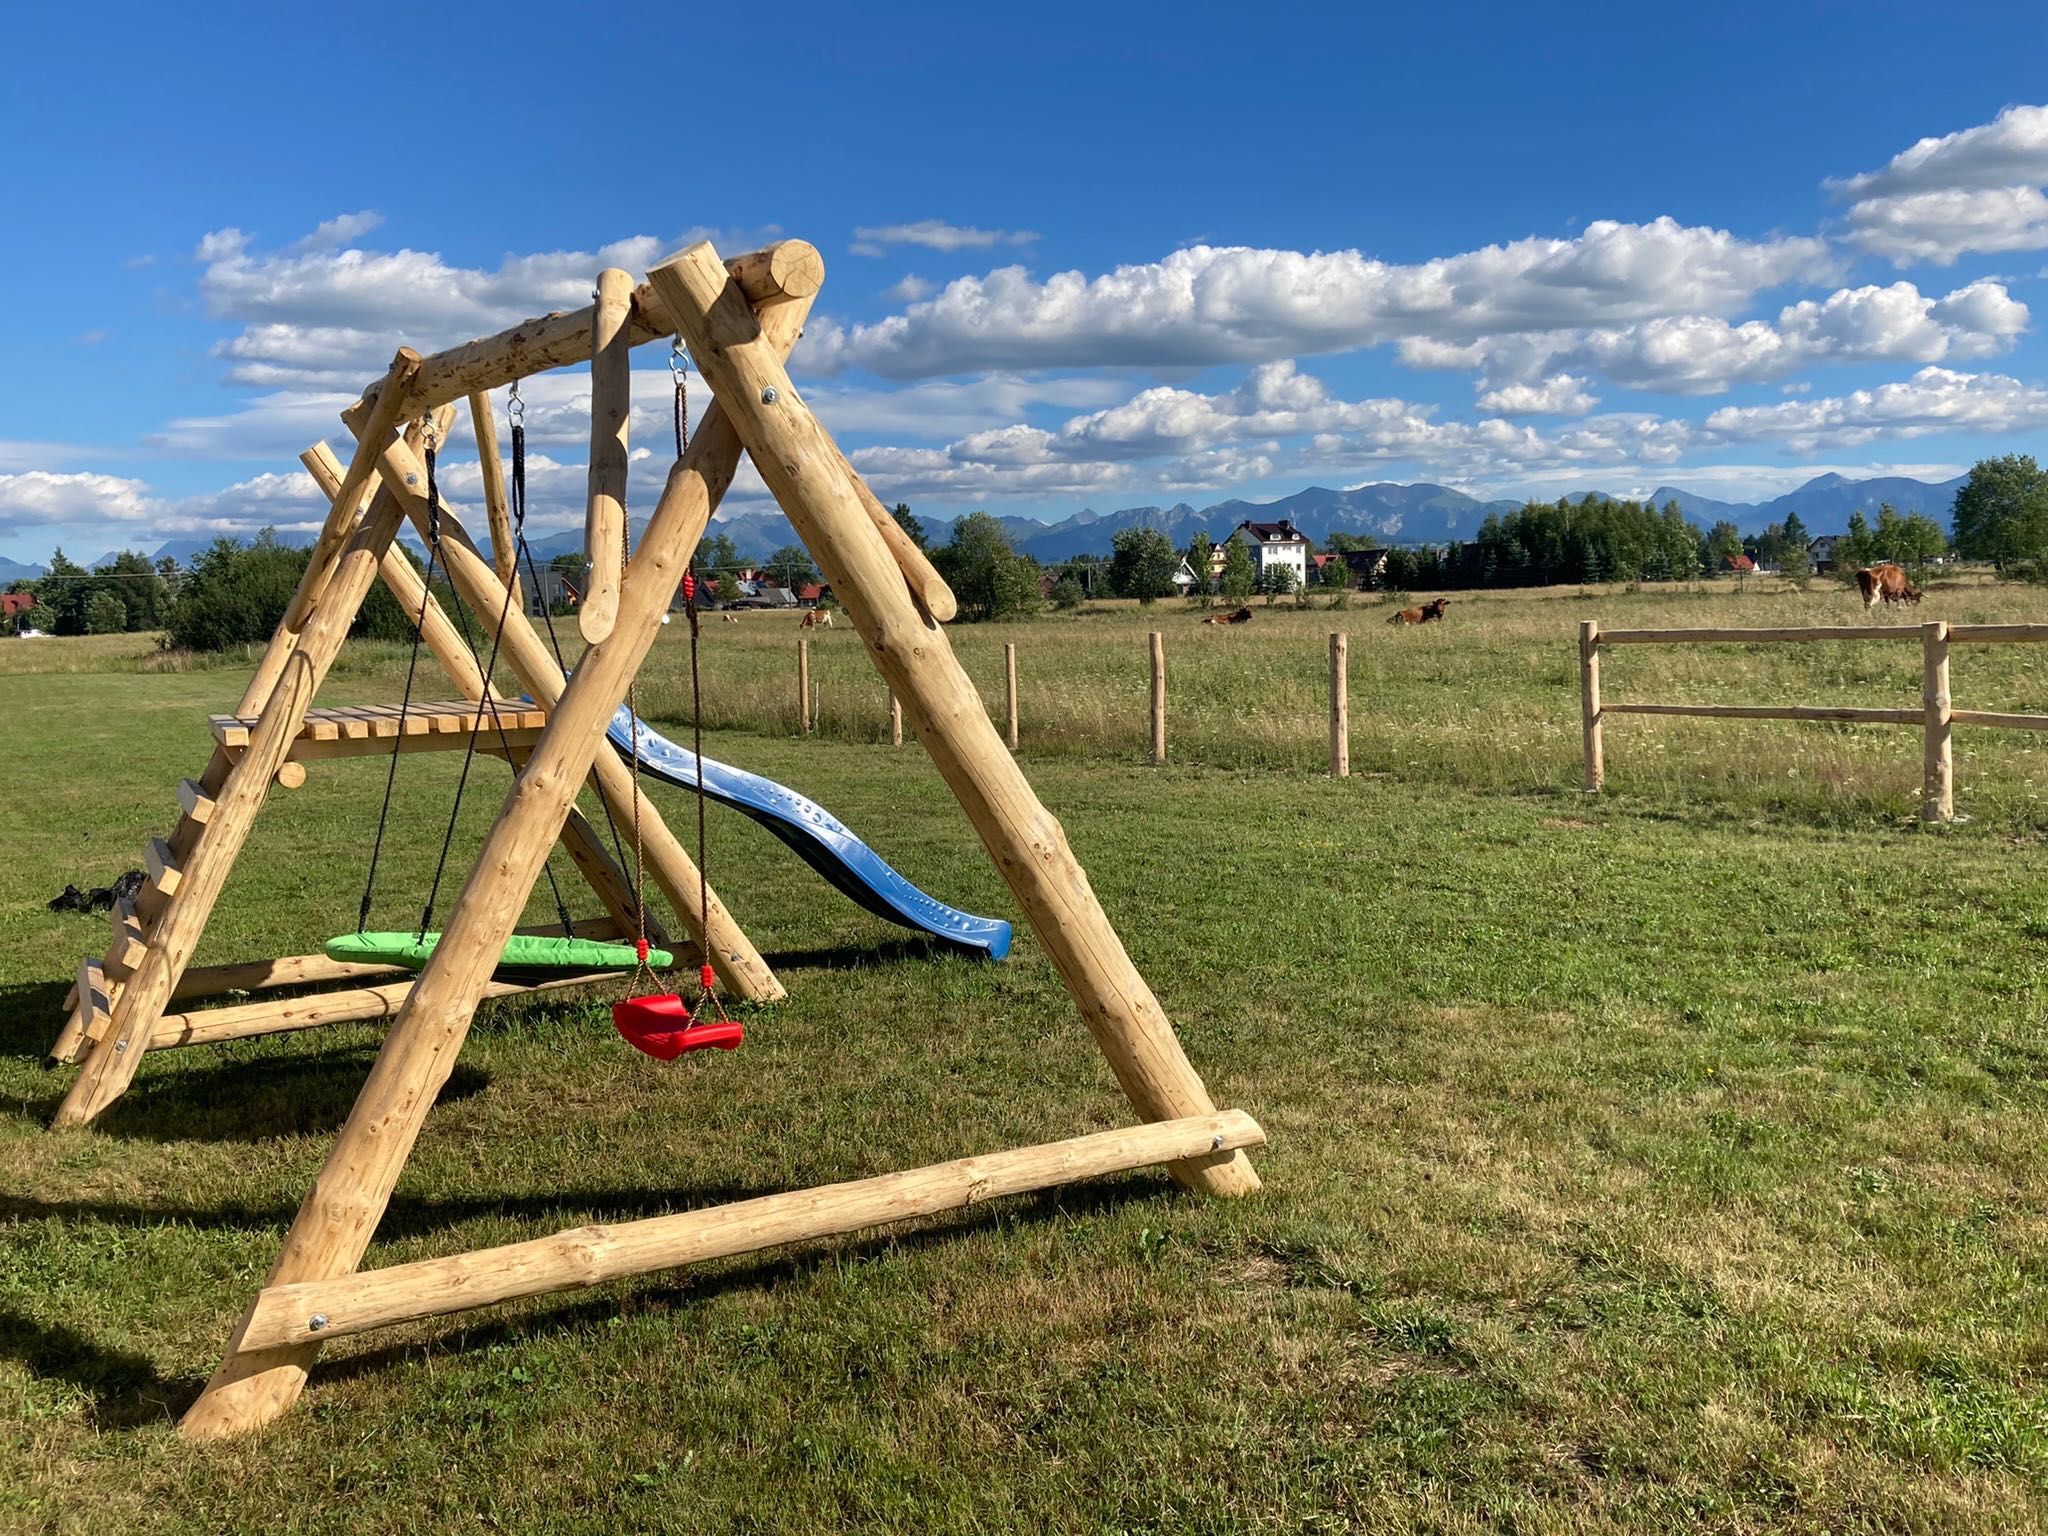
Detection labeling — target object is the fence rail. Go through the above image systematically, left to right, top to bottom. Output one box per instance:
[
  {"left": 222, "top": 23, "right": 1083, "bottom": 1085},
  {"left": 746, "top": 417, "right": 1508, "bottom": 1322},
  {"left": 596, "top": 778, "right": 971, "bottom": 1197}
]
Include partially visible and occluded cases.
[{"left": 1580, "top": 619, "right": 2048, "bottom": 822}]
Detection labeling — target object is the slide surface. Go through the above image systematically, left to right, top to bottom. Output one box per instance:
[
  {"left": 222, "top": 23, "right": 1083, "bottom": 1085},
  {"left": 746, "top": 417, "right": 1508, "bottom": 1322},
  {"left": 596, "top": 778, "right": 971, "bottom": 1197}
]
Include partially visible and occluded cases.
[{"left": 607, "top": 709, "right": 1012, "bottom": 960}]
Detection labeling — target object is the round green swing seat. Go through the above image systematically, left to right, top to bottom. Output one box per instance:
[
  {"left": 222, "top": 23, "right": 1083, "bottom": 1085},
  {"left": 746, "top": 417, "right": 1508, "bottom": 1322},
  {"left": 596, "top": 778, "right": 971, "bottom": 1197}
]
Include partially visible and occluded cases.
[{"left": 324, "top": 931, "right": 671, "bottom": 975}]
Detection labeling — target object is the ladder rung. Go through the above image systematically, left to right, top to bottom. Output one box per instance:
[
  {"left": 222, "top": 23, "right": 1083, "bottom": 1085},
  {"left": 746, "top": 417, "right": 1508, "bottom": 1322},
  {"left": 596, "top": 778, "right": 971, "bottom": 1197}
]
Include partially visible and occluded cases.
[
  {"left": 178, "top": 777, "right": 216, "bottom": 826},
  {"left": 144, "top": 837, "right": 182, "bottom": 898},
  {"left": 105, "top": 896, "right": 148, "bottom": 980},
  {"left": 75, "top": 957, "right": 111, "bottom": 1045}
]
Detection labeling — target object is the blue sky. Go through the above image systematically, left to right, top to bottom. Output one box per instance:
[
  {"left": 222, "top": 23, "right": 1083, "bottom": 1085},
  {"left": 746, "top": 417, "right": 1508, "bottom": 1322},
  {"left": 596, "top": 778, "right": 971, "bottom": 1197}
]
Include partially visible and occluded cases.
[{"left": 4, "top": 0, "right": 2047, "bottom": 563}]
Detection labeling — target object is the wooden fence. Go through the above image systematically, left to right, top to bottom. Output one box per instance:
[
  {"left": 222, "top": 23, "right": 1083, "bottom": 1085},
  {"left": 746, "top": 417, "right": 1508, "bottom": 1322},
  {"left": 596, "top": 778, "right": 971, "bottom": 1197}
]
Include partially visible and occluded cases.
[
  {"left": 1579, "top": 620, "right": 2048, "bottom": 822},
  {"left": 837, "top": 630, "right": 1356, "bottom": 775}
]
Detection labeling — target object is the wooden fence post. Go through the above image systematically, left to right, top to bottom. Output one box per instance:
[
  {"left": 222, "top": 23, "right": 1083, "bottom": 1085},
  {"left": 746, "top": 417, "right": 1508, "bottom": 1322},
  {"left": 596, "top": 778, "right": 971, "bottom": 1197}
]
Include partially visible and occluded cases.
[
  {"left": 1580, "top": 619, "right": 1604, "bottom": 793},
  {"left": 1922, "top": 619, "right": 1953, "bottom": 823},
  {"left": 1149, "top": 631, "right": 1166, "bottom": 765},
  {"left": 1329, "top": 632, "right": 1349, "bottom": 778},
  {"left": 797, "top": 636, "right": 811, "bottom": 736},
  {"left": 1004, "top": 642, "right": 1019, "bottom": 751},
  {"left": 888, "top": 690, "right": 903, "bottom": 747}
]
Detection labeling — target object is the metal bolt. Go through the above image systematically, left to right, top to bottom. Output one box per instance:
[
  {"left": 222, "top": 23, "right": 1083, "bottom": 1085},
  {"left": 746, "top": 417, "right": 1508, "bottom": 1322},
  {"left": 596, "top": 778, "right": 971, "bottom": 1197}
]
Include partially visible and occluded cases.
[
  {"left": 760, "top": 386, "right": 779, "bottom": 404},
  {"left": 404, "top": 473, "right": 418, "bottom": 486},
  {"left": 114, "top": 1040, "right": 127, "bottom": 1052},
  {"left": 1210, "top": 1132, "right": 1224, "bottom": 1151},
  {"left": 308, "top": 1313, "right": 330, "bottom": 1332}
]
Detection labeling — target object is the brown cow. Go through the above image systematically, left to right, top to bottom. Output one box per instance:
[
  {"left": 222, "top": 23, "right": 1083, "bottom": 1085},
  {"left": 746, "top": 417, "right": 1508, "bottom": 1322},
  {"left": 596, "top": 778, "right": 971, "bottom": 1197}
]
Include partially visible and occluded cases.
[
  {"left": 1855, "top": 564, "right": 1922, "bottom": 608},
  {"left": 1387, "top": 597, "right": 1450, "bottom": 626},
  {"left": 1201, "top": 606, "right": 1254, "bottom": 626},
  {"left": 798, "top": 608, "right": 834, "bottom": 630}
]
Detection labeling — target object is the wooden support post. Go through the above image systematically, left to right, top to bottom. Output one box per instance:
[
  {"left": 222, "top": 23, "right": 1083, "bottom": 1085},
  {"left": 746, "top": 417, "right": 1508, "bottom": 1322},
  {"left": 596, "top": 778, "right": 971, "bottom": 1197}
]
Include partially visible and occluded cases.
[
  {"left": 650, "top": 242, "right": 1256, "bottom": 1201},
  {"left": 581, "top": 269, "right": 632, "bottom": 646},
  {"left": 180, "top": 281, "right": 818, "bottom": 1442},
  {"left": 467, "top": 390, "right": 520, "bottom": 594},
  {"left": 339, "top": 432, "right": 779, "bottom": 1002},
  {"left": 832, "top": 448, "right": 957, "bottom": 623},
  {"left": 1922, "top": 619, "right": 1953, "bottom": 824},
  {"left": 1580, "top": 620, "right": 1604, "bottom": 794},
  {"left": 1149, "top": 632, "right": 1167, "bottom": 765},
  {"left": 1328, "top": 632, "right": 1349, "bottom": 778},
  {"left": 797, "top": 637, "right": 811, "bottom": 736},
  {"left": 1004, "top": 643, "right": 1019, "bottom": 751},
  {"left": 889, "top": 690, "right": 903, "bottom": 747},
  {"left": 235, "top": 1111, "right": 1265, "bottom": 1353}
]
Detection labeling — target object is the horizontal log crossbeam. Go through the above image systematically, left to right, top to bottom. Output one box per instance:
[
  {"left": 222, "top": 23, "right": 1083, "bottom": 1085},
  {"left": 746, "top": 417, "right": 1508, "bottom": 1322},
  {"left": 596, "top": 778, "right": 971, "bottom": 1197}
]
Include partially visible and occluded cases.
[{"left": 234, "top": 1111, "right": 1266, "bottom": 1352}]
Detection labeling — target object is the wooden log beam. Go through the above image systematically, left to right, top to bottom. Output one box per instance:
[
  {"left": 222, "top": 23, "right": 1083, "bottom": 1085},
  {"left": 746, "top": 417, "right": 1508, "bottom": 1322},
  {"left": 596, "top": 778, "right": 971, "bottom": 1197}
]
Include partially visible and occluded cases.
[
  {"left": 353, "top": 241, "right": 823, "bottom": 418},
  {"left": 649, "top": 242, "right": 1258, "bottom": 1201},
  {"left": 580, "top": 268, "right": 633, "bottom": 646},
  {"left": 180, "top": 281, "right": 818, "bottom": 1442},
  {"left": 342, "top": 432, "right": 778, "bottom": 1002},
  {"left": 833, "top": 445, "right": 957, "bottom": 622},
  {"left": 1922, "top": 620, "right": 1954, "bottom": 823},
  {"left": 1945, "top": 624, "right": 2048, "bottom": 645},
  {"left": 1597, "top": 625, "right": 1915, "bottom": 645},
  {"left": 1600, "top": 702, "right": 1921, "bottom": 724},
  {"left": 1950, "top": 709, "right": 2048, "bottom": 730},
  {"left": 150, "top": 969, "right": 629, "bottom": 1052},
  {"left": 236, "top": 1111, "right": 1266, "bottom": 1353}
]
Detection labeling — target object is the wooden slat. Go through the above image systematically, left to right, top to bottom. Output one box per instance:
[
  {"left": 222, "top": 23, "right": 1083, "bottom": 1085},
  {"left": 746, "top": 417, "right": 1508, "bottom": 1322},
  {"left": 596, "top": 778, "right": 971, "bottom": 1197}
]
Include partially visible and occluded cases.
[
  {"left": 1946, "top": 624, "right": 2048, "bottom": 645},
  {"left": 1602, "top": 702, "right": 1921, "bottom": 724},
  {"left": 46, "top": 957, "right": 109, "bottom": 1067},
  {"left": 235, "top": 1112, "right": 1267, "bottom": 1352}
]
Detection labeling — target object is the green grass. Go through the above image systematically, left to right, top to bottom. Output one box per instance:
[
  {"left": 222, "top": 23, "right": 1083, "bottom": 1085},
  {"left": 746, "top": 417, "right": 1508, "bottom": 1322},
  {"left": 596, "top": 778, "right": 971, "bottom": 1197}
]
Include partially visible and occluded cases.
[{"left": 3, "top": 580, "right": 2047, "bottom": 1533}]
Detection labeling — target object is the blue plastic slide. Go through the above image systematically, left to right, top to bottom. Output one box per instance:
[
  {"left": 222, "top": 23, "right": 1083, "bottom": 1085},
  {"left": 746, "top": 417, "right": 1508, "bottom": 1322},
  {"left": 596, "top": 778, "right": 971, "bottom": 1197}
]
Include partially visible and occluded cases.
[{"left": 606, "top": 709, "right": 1012, "bottom": 960}]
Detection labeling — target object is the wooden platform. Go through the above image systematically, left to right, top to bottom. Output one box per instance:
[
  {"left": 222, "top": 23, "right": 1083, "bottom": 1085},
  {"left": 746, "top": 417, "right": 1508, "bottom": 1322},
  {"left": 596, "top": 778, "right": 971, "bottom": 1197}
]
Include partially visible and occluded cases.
[{"left": 210, "top": 701, "right": 550, "bottom": 760}]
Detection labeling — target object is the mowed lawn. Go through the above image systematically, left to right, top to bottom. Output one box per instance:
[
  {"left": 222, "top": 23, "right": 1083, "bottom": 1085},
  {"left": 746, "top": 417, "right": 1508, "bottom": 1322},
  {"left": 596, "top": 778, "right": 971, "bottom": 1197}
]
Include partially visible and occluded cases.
[{"left": 3, "top": 583, "right": 2048, "bottom": 1533}]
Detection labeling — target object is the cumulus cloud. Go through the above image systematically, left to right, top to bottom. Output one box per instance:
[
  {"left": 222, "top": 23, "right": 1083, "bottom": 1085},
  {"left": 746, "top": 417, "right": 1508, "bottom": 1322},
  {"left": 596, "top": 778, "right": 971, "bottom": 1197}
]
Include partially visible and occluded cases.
[
  {"left": 1830, "top": 103, "right": 2048, "bottom": 265},
  {"left": 291, "top": 210, "right": 385, "bottom": 253},
  {"left": 808, "top": 219, "right": 1834, "bottom": 378},
  {"left": 850, "top": 221, "right": 1039, "bottom": 257},
  {"left": 884, "top": 274, "right": 935, "bottom": 303},
  {"left": 1412, "top": 279, "right": 2028, "bottom": 395},
  {"left": 1701, "top": 365, "right": 2048, "bottom": 451},
  {"left": 1475, "top": 374, "right": 1598, "bottom": 416}
]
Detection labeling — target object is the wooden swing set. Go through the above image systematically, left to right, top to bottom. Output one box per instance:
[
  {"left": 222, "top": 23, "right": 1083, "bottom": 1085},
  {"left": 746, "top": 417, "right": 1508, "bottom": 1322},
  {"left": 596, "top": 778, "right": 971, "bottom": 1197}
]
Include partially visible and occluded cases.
[{"left": 44, "top": 237, "right": 1264, "bottom": 1441}]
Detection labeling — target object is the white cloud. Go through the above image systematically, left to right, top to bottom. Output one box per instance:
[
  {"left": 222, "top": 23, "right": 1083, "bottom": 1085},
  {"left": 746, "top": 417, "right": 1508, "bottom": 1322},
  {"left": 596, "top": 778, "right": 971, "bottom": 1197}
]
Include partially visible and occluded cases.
[
  {"left": 1830, "top": 103, "right": 2048, "bottom": 265},
  {"left": 291, "top": 210, "right": 385, "bottom": 253},
  {"left": 809, "top": 219, "right": 1834, "bottom": 378},
  {"left": 850, "top": 221, "right": 1039, "bottom": 257},
  {"left": 884, "top": 274, "right": 935, "bottom": 303},
  {"left": 1414, "top": 279, "right": 2028, "bottom": 395},
  {"left": 1702, "top": 365, "right": 2048, "bottom": 451},
  {"left": 1475, "top": 373, "right": 1598, "bottom": 416},
  {"left": 0, "top": 471, "right": 157, "bottom": 532}
]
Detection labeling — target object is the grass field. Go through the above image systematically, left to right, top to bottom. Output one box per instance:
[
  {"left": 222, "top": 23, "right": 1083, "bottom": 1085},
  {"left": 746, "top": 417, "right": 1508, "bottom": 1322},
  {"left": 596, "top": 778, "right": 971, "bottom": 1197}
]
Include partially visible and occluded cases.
[{"left": 4, "top": 578, "right": 2048, "bottom": 1532}]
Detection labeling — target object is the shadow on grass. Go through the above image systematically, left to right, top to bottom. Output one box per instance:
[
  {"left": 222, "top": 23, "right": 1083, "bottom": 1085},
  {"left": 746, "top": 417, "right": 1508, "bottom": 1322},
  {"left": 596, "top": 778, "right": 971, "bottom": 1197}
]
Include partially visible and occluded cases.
[
  {"left": 763, "top": 935, "right": 965, "bottom": 971},
  {"left": 0, "top": 979, "right": 72, "bottom": 1059},
  {"left": 10, "top": 1052, "right": 491, "bottom": 1144},
  {"left": 0, "top": 1175, "right": 1171, "bottom": 1425},
  {"left": 0, "top": 1306, "right": 196, "bottom": 1430}
]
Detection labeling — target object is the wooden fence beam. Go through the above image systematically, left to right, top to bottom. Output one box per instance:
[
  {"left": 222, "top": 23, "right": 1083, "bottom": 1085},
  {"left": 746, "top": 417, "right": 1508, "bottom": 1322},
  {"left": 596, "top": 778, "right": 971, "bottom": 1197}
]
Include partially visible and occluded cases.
[
  {"left": 580, "top": 268, "right": 632, "bottom": 646},
  {"left": 1922, "top": 620, "right": 1953, "bottom": 824},
  {"left": 1149, "top": 632, "right": 1166, "bottom": 766},
  {"left": 1329, "top": 632, "right": 1349, "bottom": 779}
]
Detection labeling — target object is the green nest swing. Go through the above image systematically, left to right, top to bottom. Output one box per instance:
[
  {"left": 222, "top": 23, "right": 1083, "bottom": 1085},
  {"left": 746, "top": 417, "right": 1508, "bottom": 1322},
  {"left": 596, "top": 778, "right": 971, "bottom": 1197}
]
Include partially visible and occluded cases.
[{"left": 324, "top": 930, "right": 670, "bottom": 975}]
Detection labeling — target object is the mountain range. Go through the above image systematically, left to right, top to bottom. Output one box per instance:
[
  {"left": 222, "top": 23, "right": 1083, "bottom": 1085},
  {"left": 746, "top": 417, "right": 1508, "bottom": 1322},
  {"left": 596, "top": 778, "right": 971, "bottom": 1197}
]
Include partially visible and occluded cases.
[{"left": 0, "top": 471, "right": 1972, "bottom": 581}]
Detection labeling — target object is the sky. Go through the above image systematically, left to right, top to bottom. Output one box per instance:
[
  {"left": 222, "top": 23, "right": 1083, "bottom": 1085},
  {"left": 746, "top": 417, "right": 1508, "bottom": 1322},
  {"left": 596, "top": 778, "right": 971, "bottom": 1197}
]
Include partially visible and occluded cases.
[{"left": 3, "top": 0, "right": 2048, "bottom": 564}]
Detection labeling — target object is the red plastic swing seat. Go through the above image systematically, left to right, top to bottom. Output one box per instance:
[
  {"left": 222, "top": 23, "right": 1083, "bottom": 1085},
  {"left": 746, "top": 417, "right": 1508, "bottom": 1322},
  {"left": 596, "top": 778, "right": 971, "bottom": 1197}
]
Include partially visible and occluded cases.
[{"left": 611, "top": 994, "right": 744, "bottom": 1060}]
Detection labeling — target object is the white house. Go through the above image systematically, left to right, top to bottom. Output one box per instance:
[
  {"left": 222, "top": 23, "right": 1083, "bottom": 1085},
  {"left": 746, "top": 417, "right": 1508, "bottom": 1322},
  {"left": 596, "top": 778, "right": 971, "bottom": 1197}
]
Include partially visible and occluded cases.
[{"left": 1235, "top": 519, "right": 1311, "bottom": 586}]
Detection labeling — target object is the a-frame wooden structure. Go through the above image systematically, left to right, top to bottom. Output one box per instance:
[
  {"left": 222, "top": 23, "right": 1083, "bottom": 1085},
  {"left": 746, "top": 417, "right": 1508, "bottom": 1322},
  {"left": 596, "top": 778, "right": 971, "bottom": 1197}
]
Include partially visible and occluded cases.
[{"left": 57, "top": 237, "right": 1264, "bottom": 1439}]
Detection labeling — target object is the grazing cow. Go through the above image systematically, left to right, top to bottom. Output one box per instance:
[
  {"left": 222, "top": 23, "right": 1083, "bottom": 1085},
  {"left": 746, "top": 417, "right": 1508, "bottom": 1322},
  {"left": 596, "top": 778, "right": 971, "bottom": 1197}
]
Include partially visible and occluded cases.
[
  {"left": 1856, "top": 563, "right": 1922, "bottom": 608},
  {"left": 1387, "top": 597, "right": 1450, "bottom": 626},
  {"left": 1200, "top": 606, "right": 1254, "bottom": 625},
  {"left": 798, "top": 608, "right": 834, "bottom": 631},
  {"left": 720, "top": 612, "right": 741, "bottom": 624}
]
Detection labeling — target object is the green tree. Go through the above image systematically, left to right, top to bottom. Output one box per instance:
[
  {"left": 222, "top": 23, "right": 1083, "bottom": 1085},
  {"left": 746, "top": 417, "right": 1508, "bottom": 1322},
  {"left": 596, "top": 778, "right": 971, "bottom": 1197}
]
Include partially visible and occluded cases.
[
  {"left": 1952, "top": 454, "right": 2048, "bottom": 570},
  {"left": 890, "top": 502, "right": 927, "bottom": 551},
  {"left": 1840, "top": 509, "right": 1877, "bottom": 572},
  {"left": 1782, "top": 510, "right": 1809, "bottom": 550},
  {"left": 932, "top": 512, "right": 1040, "bottom": 621},
  {"left": 1899, "top": 512, "right": 1948, "bottom": 566},
  {"left": 1706, "top": 520, "right": 1744, "bottom": 569},
  {"left": 1108, "top": 527, "right": 1180, "bottom": 603},
  {"left": 1181, "top": 529, "right": 1213, "bottom": 601},
  {"left": 1218, "top": 536, "right": 1256, "bottom": 600},
  {"left": 1780, "top": 541, "right": 1812, "bottom": 588},
  {"left": 764, "top": 543, "right": 819, "bottom": 590},
  {"left": 36, "top": 548, "right": 91, "bottom": 634},
  {"left": 100, "top": 550, "right": 169, "bottom": 630},
  {"left": 1257, "top": 562, "right": 1299, "bottom": 604},
  {"left": 1049, "top": 573, "right": 1084, "bottom": 610},
  {"left": 83, "top": 590, "right": 127, "bottom": 634}
]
